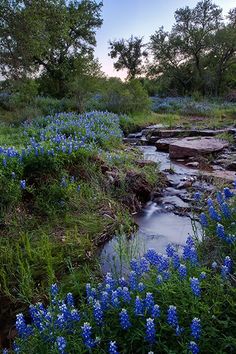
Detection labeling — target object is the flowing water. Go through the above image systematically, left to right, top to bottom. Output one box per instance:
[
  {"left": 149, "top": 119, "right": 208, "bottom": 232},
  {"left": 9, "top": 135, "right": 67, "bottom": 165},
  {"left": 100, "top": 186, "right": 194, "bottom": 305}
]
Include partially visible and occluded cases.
[{"left": 100, "top": 145, "right": 201, "bottom": 274}]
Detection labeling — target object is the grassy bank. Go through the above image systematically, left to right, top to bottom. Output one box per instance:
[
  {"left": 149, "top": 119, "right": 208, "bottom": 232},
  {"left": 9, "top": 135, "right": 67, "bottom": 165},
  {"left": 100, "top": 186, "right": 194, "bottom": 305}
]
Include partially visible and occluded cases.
[{"left": 0, "top": 111, "right": 161, "bottom": 345}]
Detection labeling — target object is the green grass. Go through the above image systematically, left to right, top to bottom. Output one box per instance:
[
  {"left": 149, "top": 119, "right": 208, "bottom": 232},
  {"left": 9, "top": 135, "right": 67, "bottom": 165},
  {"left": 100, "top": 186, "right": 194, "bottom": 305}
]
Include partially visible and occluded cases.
[{"left": 120, "top": 112, "right": 181, "bottom": 134}]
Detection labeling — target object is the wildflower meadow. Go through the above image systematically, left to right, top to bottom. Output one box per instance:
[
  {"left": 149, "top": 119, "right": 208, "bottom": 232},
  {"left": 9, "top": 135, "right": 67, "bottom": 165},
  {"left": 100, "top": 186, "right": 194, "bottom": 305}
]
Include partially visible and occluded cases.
[{"left": 3, "top": 183, "right": 236, "bottom": 353}]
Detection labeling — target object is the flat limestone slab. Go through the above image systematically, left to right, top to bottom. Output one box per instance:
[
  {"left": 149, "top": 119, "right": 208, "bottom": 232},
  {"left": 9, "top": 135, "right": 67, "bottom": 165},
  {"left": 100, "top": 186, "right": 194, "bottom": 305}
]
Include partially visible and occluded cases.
[
  {"left": 169, "top": 137, "right": 229, "bottom": 159},
  {"left": 155, "top": 138, "right": 179, "bottom": 151}
]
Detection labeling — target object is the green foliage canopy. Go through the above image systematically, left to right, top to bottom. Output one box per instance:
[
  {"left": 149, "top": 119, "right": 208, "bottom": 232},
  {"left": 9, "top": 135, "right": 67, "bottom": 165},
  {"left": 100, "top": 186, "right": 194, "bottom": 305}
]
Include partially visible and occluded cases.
[
  {"left": 0, "top": 0, "right": 103, "bottom": 97},
  {"left": 108, "top": 36, "right": 148, "bottom": 80}
]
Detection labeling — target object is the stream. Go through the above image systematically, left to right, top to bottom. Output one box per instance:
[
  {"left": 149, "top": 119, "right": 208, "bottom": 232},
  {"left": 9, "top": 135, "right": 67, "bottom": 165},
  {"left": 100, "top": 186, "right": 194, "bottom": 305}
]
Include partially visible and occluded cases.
[{"left": 100, "top": 145, "right": 203, "bottom": 274}]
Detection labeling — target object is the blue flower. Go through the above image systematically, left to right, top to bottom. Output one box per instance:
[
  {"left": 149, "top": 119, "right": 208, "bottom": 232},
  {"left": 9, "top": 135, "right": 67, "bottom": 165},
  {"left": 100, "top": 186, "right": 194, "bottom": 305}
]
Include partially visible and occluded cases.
[
  {"left": 20, "top": 180, "right": 26, "bottom": 189},
  {"left": 223, "top": 187, "right": 234, "bottom": 199},
  {"left": 216, "top": 191, "right": 224, "bottom": 205},
  {"left": 194, "top": 192, "right": 201, "bottom": 201},
  {"left": 207, "top": 198, "right": 214, "bottom": 207},
  {"left": 220, "top": 203, "right": 231, "bottom": 218},
  {"left": 209, "top": 206, "right": 221, "bottom": 221},
  {"left": 200, "top": 213, "right": 208, "bottom": 227},
  {"left": 216, "top": 223, "right": 226, "bottom": 240},
  {"left": 186, "top": 236, "right": 195, "bottom": 247},
  {"left": 166, "top": 243, "right": 175, "bottom": 257},
  {"left": 183, "top": 245, "right": 198, "bottom": 265},
  {"left": 144, "top": 249, "right": 159, "bottom": 266},
  {"left": 172, "top": 252, "right": 180, "bottom": 269},
  {"left": 224, "top": 256, "right": 232, "bottom": 271},
  {"left": 140, "top": 257, "right": 150, "bottom": 273},
  {"left": 130, "top": 259, "right": 141, "bottom": 275},
  {"left": 178, "top": 264, "right": 187, "bottom": 279},
  {"left": 221, "top": 265, "right": 229, "bottom": 278},
  {"left": 162, "top": 270, "right": 170, "bottom": 281},
  {"left": 129, "top": 271, "right": 137, "bottom": 290},
  {"left": 199, "top": 272, "right": 206, "bottom": 280},
  {"left": 105, "top": 273, "right": 116, "bottom": 289},
  {"left": 156, "top": 274, "right": 163, "bottom": 285},
  {"left": 119, "top": 277, "right": 127, "bottom": 287},
  {"left": 190, "top": 277, "right": 201, "bottom": 297},
  {"left": 137, "top": 282, "right": 145, "bottom": 292},
  {"left": 51, "top": 283, "right": 59, "bottom": 298},
  {"left": 122, "top": 287, "right": 131, "bottom": 303},
  {"left": 111, "top": 290, "right": 120, "bottom": 308},
  {"left": 100, "top": 291, "right": 109, "bottom": 310},
  {"left": 66, "top": 292, "right": 74, "bottom": 307},
  {"left": 145, "top": 292, "right": 154, "bottom": 311},
  {"left": 134, "top": 296, "right": 143, "bottom": 316},
  {"left": 93, "top": 301, "right": 103, "bottom": 325},
  {"left": 151, "top": 304, "right": 160, "bottom": 318},
  {"left": 167, "top": 305, "right": 178, "bottom": 328},
  {"left": 70, "top": 309, "right": 80, "bottom": 322},
  {"left": 119, "top": 309, "right": 131, "bottom": 330},
  {"left": 16, "top": 313, "right": 32, "bottom": 338},
  {"left": 145, "top": 318, "right": 156, "bottom": 344},
  {"left": 190, "top": 318, "right": 201, "bottom": 340},
  {"left": 81, "top": 322, "right": 94, "bottom": 348},
  {"left": 56, "top": 337, "right": 67, "bottom": 354},
  {"left": 109, "top": 341, "right": 119, "bottom": 354},
  {"left": 189, "top": 341, "right": 200, "bottom": 354},
  {"left": 13, "top": 343, "right": 21, "bottom": 353}
]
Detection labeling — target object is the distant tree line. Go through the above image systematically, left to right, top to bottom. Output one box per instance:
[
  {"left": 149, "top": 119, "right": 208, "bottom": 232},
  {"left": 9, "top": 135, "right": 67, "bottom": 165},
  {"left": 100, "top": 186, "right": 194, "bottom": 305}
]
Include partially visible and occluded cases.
[
  {"left": 0, "top": 0, "right": 235, "bottom": 104},
  {"left": 109, "top": 0, "right": 236, "bottom": 97}
]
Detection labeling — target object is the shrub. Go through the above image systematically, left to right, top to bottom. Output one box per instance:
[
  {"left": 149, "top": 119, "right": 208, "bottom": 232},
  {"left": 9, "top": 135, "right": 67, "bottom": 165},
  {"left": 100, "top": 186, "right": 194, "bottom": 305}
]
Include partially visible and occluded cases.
[{"left": 87, "top": 79, "right": 150, "bottom": 114}]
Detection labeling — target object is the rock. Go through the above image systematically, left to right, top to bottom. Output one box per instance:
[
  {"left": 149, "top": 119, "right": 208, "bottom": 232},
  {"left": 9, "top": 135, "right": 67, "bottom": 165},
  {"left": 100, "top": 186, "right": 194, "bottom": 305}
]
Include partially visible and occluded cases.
[
  {"left": 142, "top": 124, "right": 165, "bottom": 135},
  {"left": 127, "top": 132, "right": 143, "bottom": 139},
  {"left": 147, "top": 136, "right": 160, "bottom": 144},
  {"left": 123, "top": 137, "right": 139, "bottom": 144},
  {"left": 169, "top": 137, "right": 229, "bottom": 159},
  {"left": 155, "top": 138, "right": 179, "bottom": 151},
  {"left": 136, "top": 160, "right": 156, "bottom": 168},
  {"left": 226, "top": 161, "right": 236, "bottom": 171},
  {"left": 186, "top": 162, "right": 199, "bottom": 167},
  {"left": 212, "top": 165, "right": 224, "bottom": 171},
  {"left": 201, "top": 169, "right": 236, "bottom": 182},
  {"left": 176, "top": 180, "right": 193, "bottom": 189},
  {"left": 192, "top": 180, "right": 215, "bottom": 193},
  {"left": 160, "top": 195, "right": 190, "bottom": 211}
]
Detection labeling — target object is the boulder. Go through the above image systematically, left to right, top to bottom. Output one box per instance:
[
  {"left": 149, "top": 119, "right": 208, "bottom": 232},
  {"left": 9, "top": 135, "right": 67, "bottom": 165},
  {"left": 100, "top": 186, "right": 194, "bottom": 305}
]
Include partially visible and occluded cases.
[
  {"left": 169, "top": 137, "right": 229, "bottom": 159},
  {"left": 155, "top": 138, "right": 179, "bottom": 151},
  {"left": 186, "top": 161, "right": 199, "bottom": 168},
  {"left": 226, "top": 161, "right": 236, "bottom": 171}
]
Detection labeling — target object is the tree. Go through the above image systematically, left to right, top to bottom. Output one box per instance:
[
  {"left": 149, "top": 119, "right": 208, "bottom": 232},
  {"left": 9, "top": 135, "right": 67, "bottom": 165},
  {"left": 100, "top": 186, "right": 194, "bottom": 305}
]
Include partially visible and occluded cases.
[
  {"left": 0, "top": 0, "right": 103, "bottom": 97},
  {"left": 149, "top": 0, "right": 236, "bottom": 96},
  {"left": 209, "top": 23, "right": 236, "bottom": 95},
  {"left": 149, "top": 27, "right": 192, "bottom": 95},
  {"left": 108, "top": 36, "right": 148, "bottom": 80},
  {"left": 66, "top": 57, "right": 103, "bottom": 113}
]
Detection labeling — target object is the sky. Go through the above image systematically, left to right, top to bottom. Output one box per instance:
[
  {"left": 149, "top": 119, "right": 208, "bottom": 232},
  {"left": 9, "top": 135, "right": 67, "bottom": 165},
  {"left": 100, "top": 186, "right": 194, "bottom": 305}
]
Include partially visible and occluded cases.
[{"left": 94, "top": 0, "right": 236, "bottom": 79}]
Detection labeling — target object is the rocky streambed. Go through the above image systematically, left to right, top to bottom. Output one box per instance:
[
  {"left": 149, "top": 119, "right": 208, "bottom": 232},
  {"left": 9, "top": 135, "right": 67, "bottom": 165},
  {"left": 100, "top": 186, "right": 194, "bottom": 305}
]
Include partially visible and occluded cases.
[{"left": 100, "top": 125, "right": 236, "bottom": 274}]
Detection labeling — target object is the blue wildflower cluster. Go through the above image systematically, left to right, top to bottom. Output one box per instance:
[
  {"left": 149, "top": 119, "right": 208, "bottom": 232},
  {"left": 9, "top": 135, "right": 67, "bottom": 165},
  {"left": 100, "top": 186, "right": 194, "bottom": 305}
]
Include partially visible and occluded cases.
[
  {"left": 151, "top": 96, "right": 235, "bottom": 116},
  {"left": 0, "top": 111, "right": 123, "bottom": 198},
  {"left": 198, "top": 184, "right": 236, "bottom": 244},
  {"left": 9, "top": 232, "right": 234, "bottom": 354}
]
